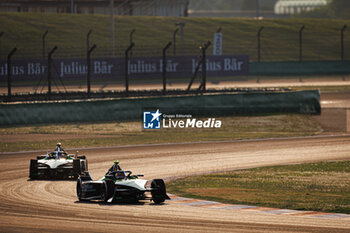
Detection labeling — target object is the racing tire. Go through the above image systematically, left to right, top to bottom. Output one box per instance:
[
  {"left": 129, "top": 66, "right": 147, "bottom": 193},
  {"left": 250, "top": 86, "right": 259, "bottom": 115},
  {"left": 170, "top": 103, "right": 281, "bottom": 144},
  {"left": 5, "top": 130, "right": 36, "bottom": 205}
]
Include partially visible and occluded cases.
[
  {"left": 77, "top": 155, "right": 86, "bottom": 160},
  {"left": 29, "top": 159, "right": 38, "bottom": 179},
  {"left": 73, "top": 159, "right": 81, "bottom": 175},
  {"left": 80, "top": 160, "right": 88, "bottom": 173},
  {"left": 81, "top": 160, "right": 88, "bottom": 172},
  {"left": 76, "top": 177, "right": 84, "bottom": 201},
  {"left": 151, "top": 179, "right": 167, "bottom": 204},
  {"left": 105, "top": 180, "right": 115, "bottom": 200},
  {"left": 100, "top": 181, "right": 109, "bottom": 203}
]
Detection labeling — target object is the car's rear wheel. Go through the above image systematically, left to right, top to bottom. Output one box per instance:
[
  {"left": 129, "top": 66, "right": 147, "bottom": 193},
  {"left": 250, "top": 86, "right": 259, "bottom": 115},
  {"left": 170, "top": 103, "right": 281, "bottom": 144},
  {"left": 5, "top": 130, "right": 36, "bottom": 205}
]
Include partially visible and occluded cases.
[
  {"left": 29, "top": 159, "right": 37, "bottom": 179},
  {"left": 73, "top": 159, "right": 81, "bottom": 175},
  {"left": 76, "top": 178, "right": 83, "bottom": 201}
]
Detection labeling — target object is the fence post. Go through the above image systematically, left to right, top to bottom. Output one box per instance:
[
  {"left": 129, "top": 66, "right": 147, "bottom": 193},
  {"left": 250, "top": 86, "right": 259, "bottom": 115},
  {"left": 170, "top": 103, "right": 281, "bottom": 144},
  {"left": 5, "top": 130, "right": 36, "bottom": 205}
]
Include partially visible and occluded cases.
[
  {"left": 71, "top": 0, "right": 75, "bottom": 13},
  {"left": 110, "top": 0, "right": 115, "bottom": 56},
  {"left": 175, "top": 22, "right": 185, "bottom": 55},
  {"left": 299, "top": 25, "right": 305, "bottom": 62},
  {"left": 341, "top": 25, "right": 347, "bottom": 61},
  {"left": 257, "top": 26, "right": 264, "bottom": 62},
  {"left": 173, "top": 28, "right": 179, "bottom": 56},
  {"left": 86, "top": 29, "right": 92, "bottom": 55},
  {"left": 86, "top": 29, "right": 93, "bottom": 97},
  {"left": 129, "top": 29, "right": 135, "bottom": 56},
  {"left": 42, "top": 30, "right": 48, "bottom": 59},
  {"left": 0, "top": 32, "right": 4, "bottom": 58},
  {"left": 162, "top": 41, "right": 172, "bottom": 93},
  {"left": 200, "top": 41, "right": 211, "bottom": 91},
  {"left": 125, "top": 42, "right": 135, "bottom": 96},
  {"left": 87, "top": 44, "right": 96, "bottom": 98},
  {"left": 48, "top": 46, "right": 57, "bottom": 100},
  {"left": 7, "top": 47, "right": 17, "bottom": 101},
  {"left": 187, "top": 57, "right": 202, "bottom": 91}
]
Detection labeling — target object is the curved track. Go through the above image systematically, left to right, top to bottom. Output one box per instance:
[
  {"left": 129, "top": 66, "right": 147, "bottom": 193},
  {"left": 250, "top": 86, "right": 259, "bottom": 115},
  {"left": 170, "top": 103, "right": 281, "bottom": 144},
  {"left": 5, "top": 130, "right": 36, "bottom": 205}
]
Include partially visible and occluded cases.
[{"left": 1, "top": 136, "right": 350, "bottom": 232}]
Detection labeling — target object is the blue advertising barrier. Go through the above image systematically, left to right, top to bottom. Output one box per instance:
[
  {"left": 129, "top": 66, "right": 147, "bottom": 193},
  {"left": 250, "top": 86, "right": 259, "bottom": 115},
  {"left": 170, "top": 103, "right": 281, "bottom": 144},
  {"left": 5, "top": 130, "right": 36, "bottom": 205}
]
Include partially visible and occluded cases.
[{"left": 0, "top": 55, "right": 249, "bottom": 81}]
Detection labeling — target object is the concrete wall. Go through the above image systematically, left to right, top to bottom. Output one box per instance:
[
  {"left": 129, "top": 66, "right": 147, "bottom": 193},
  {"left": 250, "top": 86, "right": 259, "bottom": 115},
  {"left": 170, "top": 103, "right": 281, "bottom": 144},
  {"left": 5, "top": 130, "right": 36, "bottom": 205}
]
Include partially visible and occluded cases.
[
  {"left": 250, "top": 61, "right": 350, "bottom": 76},
  {"left": 0, "top": 90, "right": 320, "bottom": 126}
]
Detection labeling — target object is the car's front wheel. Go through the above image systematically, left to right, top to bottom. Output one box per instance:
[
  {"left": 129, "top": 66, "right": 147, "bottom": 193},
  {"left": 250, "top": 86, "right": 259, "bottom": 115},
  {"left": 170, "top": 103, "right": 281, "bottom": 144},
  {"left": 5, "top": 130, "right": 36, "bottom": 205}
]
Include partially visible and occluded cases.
[
  {"left": 151, "top": 179, "right": 167, "bottom": 204},
  {"left": 100, "top": 181, "right": 109, "bottom": 203}
]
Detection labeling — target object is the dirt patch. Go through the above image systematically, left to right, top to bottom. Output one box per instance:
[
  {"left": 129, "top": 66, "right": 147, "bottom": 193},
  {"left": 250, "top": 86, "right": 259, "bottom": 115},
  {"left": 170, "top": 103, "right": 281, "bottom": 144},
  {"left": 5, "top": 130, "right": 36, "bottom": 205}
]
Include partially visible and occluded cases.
[
  {"left": 312, "top": 92, "right": 350, "bottom": 133},
  {"left": 312, "top": 108, "right": 347, "bottom": 132},
  {"left": 0, "top": 133, "right": 113, "bottom": 143}
]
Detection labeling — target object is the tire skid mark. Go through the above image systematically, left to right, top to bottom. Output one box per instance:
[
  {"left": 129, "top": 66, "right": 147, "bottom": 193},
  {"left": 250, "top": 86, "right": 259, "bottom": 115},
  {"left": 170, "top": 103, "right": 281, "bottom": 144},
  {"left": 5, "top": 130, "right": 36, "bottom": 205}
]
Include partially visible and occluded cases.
[{"left": 1, "top": 138, "right": 350, "bottom": 232}]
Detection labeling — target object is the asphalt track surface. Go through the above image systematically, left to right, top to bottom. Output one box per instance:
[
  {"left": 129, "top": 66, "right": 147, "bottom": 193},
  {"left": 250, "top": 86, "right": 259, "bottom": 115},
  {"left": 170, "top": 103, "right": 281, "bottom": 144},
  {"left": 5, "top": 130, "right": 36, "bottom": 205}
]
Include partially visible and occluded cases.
[{"left": 1, "top": 136, "right": 350, "bottom": 232}]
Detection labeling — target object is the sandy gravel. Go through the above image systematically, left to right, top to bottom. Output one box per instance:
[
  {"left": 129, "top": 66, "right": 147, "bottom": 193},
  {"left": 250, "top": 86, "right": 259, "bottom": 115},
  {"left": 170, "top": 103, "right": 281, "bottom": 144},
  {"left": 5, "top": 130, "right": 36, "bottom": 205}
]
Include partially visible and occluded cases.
[
  {"left": 1, "top": 80, "right": 350, "bottom": 232},
  {"left": 0, "top": 136, "right": 350, "bottom": 232}
]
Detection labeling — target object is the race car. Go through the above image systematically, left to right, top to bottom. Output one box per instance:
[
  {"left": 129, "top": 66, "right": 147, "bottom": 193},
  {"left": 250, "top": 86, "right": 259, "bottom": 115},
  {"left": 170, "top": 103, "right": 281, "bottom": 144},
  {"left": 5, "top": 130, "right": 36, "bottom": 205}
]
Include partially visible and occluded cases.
[
  {"left": 29, "top": 151, "right": 88, "bottom": 180},
  {"left": 76, "top": 169, "right": 170, "bottom": 204}
]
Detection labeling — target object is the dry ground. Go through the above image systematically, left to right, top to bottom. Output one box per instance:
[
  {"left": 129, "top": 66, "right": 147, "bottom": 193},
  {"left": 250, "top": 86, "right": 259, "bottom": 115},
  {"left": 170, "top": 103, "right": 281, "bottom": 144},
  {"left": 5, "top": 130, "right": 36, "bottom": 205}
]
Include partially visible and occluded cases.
[{"left": 1, "top": 136, "right": 350, "bottom": 232}]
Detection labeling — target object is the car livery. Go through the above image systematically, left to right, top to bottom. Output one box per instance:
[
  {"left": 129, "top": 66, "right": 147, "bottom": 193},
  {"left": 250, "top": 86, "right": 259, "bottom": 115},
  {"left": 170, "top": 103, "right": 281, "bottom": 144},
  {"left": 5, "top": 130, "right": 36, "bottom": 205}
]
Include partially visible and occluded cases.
[
  {"left": 29, "top": 151, "right": 88, "bottom": 180},
  {"left": 77, "top": 169, "right": 170, "bottom": 204}
]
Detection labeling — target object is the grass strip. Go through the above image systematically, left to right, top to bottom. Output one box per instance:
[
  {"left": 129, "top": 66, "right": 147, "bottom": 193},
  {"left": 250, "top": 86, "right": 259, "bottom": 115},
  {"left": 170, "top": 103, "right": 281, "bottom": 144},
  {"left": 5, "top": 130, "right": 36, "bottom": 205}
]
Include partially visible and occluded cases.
[
  {"left": 0, "top": 114, "right": 321, "bottom": 152},
  {"left": 167, "top": 161, "right": 350, "bottom": 214}
]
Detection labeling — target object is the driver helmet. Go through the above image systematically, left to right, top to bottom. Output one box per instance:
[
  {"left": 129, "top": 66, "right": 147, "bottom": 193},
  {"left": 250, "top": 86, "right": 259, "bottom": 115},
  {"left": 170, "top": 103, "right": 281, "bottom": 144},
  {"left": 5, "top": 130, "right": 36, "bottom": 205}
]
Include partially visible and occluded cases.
[
  {"left": 57, "top": 142, "right": 61, "bottom": 147},
  {"left": 114, "top": 160, "right": 119, "bottom": 164}
]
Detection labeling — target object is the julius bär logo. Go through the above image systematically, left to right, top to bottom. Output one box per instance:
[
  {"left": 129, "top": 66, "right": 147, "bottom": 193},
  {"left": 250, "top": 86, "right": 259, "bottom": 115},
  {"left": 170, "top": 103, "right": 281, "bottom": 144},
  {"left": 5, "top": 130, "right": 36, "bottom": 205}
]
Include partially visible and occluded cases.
[{"left": 143, "top": 109, "right": 162, "bottom": 129}]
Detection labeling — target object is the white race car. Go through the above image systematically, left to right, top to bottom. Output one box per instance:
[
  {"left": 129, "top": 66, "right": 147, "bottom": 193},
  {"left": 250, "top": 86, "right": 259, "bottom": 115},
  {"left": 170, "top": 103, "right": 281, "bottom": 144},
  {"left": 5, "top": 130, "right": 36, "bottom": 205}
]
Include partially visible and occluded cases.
[
  {"left": 29, "top": 151, "right": 88, "bottom": 180},
  {"left": 77, "top": 169, "right": 170, "bottom": 204}
]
